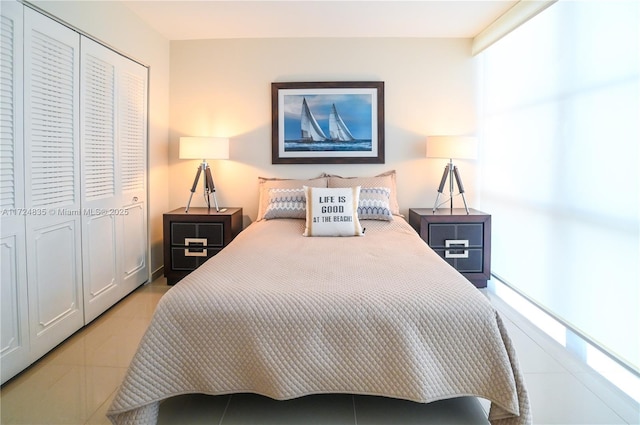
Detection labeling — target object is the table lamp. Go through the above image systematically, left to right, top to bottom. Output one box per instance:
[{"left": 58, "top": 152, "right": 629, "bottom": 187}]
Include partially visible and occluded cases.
[
  {"left": 179, "top": 136, "right": 229, "bottom": 213},
  {"left": 426, "top": 136, "right": 477, "bottom": 214}
]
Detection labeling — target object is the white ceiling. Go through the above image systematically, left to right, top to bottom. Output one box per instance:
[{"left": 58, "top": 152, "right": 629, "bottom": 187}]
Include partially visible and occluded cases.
[{"left": 120, "top": 1, "right": 518, "bottom": 40}]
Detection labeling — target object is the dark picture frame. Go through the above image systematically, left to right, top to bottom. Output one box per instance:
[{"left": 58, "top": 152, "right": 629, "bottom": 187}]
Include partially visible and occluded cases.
[{"left": 272, "top": 81, "right": 385, "bottom": 164}]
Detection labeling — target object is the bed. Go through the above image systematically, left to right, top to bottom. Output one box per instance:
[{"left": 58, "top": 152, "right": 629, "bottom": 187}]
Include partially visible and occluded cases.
[{"left": 107, "top": 173, "right": 531, "bottom": 425}]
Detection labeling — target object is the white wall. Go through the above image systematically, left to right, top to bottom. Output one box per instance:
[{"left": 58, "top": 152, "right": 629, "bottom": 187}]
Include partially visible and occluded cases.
[
  {"left": 30, "top": 1, "right": 170, "bottom": 276},
  {"left": 169, "top": 38, "right": 478, "bottom": 222}
]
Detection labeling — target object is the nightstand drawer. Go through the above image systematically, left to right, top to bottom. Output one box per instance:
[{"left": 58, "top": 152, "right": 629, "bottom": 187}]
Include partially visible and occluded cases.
[
  {"left": 171, "top": 222, "right": 224, "bottom": 247},
  {"left": 428, "top": 223, "right": 484, "bottom": 248},
  {"left": 171, "top": 246, "right": 221, "bottom": 270},
  {"left": 433, "top": 247, "right": 484, "bottom": 273}
]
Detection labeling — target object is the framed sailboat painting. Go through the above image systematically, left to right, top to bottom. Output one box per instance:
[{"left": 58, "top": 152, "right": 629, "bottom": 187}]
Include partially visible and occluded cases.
[{"left": 272, "top": 81, "right": 385, "bottom": 164}]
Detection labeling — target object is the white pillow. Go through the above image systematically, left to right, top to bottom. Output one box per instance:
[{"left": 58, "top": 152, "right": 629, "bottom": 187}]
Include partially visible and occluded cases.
[{"left": 303, "top": 186, "right": 363, "bottom": 237}]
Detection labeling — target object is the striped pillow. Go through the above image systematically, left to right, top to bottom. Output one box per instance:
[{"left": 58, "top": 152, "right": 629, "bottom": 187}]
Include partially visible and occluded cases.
[
  {"left": 358, "top": 187, "right": 393, "bottom": 221},
  {"left": 263, "top": 188, "right": 306, "bottom": 220}
]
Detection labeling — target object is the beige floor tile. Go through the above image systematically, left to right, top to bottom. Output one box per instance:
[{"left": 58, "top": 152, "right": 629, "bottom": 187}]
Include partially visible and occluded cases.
[
  {"left": 107, "top": 282, "right": 169, "bottom": 320},
  {"left": 500, "top": 317, "right": 568, "bottom": 374},
  {"left": 1, "top": 364, "right": 125, "bottom": 425},
  {"left": 525, "top": 372, "right": 627, "bottom": 424},
  {"left": 571, "top": 372, "right": 640, "bottom": 425},
  {"left": 86, "top": 386, "right": 119, "bottom": 425}
]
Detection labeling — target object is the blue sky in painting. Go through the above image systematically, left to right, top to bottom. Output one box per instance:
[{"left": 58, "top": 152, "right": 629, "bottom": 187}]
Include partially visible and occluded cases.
[{"left": 283, "top": 94, "right": 373, "bottom": 140}]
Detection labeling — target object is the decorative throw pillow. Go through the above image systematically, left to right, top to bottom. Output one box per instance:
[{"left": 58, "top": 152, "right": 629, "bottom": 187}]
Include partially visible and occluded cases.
[
  {"left": 325, "top": 170, "right": 400, "bottom": 216},
  {"left": 256, "top": 176, "right": 328, "bottom": 221},
  {"left": 303, "top": 186, "right": 363, "bottom": 237},
  {"left": 358, "top": 187, "right": 393, "bottom": 221},
  {"left": 263, "top": 188, "right": 306, "bottom": 220}
]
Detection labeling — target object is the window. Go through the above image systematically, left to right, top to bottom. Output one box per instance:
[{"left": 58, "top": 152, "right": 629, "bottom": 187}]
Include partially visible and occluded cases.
[{"left": 478, "top": 0, "right": 639, "bottom": 375}]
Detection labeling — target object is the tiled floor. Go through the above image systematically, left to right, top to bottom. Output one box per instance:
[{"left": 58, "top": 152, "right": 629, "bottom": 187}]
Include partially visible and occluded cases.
[{"left": 1, "top": 277, "right": 638, "bottom": 424}]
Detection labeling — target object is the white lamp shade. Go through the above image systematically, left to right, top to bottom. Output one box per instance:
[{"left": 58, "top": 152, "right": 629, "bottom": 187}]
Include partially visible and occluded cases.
[
  {"left": 426, "top": 136, "right": 477, "bottom": 160},
  {"left": 179, "top": 137, "right": 229, "bottom": 160}
]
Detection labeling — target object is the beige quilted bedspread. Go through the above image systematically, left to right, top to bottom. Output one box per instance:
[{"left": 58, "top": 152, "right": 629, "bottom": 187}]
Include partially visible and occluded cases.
[{"left": 107, "top": 218, "right": 531, "bottom": 424}]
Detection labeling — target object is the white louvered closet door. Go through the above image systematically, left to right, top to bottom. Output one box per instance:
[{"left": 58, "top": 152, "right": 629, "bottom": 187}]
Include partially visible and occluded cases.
[
  {"left": 0, "top": 0, "right": 30, "bottom": 384},
  {"left": 23, "top": 8, "right": 83, "bottom": 359},
  {"left": 80, "top": 37, "right": 148, "bottom": 323},
  {"left": 80, "top": 37, "right": 120, "bottom": 323},
  {"left": 118, "top": 55, "right": 148, "bottom": 297}
]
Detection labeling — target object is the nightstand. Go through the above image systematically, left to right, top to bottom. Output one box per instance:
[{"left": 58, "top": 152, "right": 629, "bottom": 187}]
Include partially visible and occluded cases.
[
  {"left": 163, "top": 207, "right": 242, "bottom": 285},
  {"left": 408, "top": 208, "right": 491, "bottom": 288}
]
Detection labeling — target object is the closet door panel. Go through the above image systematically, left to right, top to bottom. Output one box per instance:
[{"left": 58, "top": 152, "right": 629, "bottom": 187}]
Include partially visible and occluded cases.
[
  {"left": 0, "top": 0, "right": 29, "bottom": 384},
  {"left": 0, "top": 1, "right": 23, "bottom": 211},
  {"left": 24, "top": 7, "right": 83, "bottom": 358},
  {"left": 24, "top": 10, "right": 80, "bottom": 211},
  {"left": 80, "top": 37, "right": 120, "bottom": 323},
  {"left": 118, "top": 58, "right": 148, "bottom": 294},
  {"left": 119, "top": 62, "right": 147, "bottom": 205},
  {"left": 121, "top": 202, "right": 147, "bottom": 292},
  {"left": 83, "top": 214, "right": 118, "bottom": 322},
  {"left": 30, "top": 221, "right": 81, "bottom": 337},
  {"left": 0, "top": 233, "right": 28, "bottom": 383},
  {"left": 1, "top": 236, "right": 23, "bottom": 357}
]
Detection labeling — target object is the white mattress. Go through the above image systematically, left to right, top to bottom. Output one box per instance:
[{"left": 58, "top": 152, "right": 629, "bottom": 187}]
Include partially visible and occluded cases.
[{"left": 107, "top": 217, "right": 531, "bottom": 424}]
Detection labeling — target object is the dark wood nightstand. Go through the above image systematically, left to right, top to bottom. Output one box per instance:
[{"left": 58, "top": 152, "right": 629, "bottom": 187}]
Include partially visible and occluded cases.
[
  {"left": 163, "top": 207, "right": 242, "bottom": 285},
  {"left": 408, "top": 208, "right": 491, "bottom": 288}
]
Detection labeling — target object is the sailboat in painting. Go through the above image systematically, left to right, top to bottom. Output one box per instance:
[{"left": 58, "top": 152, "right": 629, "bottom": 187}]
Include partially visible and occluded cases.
[
  {"left": 300, "top": 98, "right": 328, "bottom": 142},
  {"left": 300, "top": 98, "right": 356, "bottom": 142},
  {"left": 329, "top": 103, "right": 355, "bottom": 142}
]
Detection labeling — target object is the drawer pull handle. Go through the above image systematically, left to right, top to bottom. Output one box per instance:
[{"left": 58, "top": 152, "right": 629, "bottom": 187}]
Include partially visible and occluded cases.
[
  {"left": 184, "top": 238, "right": 208, "bottom": 257},
  {"left": 445, "top": 239, "right": 469, "bottom": 259}
]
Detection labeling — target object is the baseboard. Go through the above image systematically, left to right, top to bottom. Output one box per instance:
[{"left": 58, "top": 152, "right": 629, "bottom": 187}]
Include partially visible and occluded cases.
[{"left": 151, "top": 266, "right": 164, "bottom": 282}]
